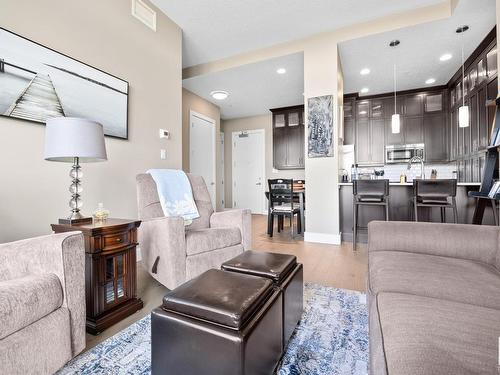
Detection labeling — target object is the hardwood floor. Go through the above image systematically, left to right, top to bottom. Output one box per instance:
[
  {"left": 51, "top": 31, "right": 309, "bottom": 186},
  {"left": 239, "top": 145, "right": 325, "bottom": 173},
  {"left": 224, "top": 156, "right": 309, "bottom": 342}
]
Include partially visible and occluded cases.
[{"left": 85, "top": 214, "right": 367, "bottom": 349}]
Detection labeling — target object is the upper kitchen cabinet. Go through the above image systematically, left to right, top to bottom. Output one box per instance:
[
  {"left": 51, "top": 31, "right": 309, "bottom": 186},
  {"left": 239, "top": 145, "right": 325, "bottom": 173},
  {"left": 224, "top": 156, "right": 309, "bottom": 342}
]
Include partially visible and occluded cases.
[
  {"left": 403, "top": 94, "right": 424, "bottom": 117},
  {"left": 343, "top": 98, "right": 355, "bottom": 145},
  {"left": 271, "top": 105, "right": 305, "bottom": 170},
  {"left": 424, "top": 114, "right": 447, "bottom": 162}
]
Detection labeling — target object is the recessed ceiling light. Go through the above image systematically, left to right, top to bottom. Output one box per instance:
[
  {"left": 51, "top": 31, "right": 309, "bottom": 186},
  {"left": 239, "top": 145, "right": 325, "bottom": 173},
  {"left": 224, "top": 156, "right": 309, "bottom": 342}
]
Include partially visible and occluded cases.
[
  {"left": 440, "top": 53, "right": 452, "bottom": 62},
  {"left": 277, "top": 68, "right": 287, "bottom": 74},
  {"left": 360, "top": 68, "right": 371, "bottom": 75},
  {"left": 425, "top": 78, "right": 436, "bottom": 85},
  {"left": 360, "top": 87, "right": 369, "bottom": 94},
  {"left": 210, "top": 90, "right": 229, "bottom": 100},
  {"left": 359, "top": 110, "right": 367, "bottom": 115}
]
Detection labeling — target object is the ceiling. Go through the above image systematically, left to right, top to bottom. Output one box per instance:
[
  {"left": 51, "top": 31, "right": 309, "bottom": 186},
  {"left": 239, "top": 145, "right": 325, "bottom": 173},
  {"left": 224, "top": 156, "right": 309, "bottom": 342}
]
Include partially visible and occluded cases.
[
  {"left": 151, "top": 0, "right": 443, "bottom": 68},
  {"left": 339, "top": 0, "right": 496, "bottom": 96},
  {"left": 183, "top": 52, "right": 304, "bottom": 119}
]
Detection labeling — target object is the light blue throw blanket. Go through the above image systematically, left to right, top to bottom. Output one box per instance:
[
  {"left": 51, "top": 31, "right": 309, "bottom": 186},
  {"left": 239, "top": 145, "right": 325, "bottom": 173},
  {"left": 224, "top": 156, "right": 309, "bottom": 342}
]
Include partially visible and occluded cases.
[{"left": 147, "top": 169, "right": 200, "bottom": 220}]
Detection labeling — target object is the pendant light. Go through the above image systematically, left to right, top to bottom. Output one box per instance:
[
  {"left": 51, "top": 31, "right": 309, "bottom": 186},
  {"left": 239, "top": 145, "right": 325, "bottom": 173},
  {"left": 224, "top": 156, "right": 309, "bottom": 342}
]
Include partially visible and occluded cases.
[
  {"left": 457, "top": 25, "right": 469, "bottom": 128},
  {"left": 390, "top": 40, "right": 401, "bottom": 134}
]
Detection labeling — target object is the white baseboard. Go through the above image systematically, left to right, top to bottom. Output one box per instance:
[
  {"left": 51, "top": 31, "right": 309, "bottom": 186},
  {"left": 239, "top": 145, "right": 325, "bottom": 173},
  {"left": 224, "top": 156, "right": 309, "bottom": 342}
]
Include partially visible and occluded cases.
[{"left": 304, "top": 231, "right": 342, "bottom": 245}]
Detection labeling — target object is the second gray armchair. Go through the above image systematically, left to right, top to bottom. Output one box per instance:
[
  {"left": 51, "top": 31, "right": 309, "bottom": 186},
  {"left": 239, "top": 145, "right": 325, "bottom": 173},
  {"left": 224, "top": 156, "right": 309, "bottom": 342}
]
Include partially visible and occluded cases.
[{"left": 136, "top": 173, "right": 251, "bottom": 290}]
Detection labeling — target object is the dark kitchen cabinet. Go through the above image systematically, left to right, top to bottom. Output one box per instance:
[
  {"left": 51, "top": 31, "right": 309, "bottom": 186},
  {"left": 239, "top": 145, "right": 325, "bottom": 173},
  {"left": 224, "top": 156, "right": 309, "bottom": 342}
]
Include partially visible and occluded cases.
[
  {"left": 478, "top": 87, "right": 488, "bottom": 150},
  {"left": 425, "top": 93, "right": 444, "bottom": 113},
  {"left": 469, "top": 93, "right": 479, "bottom": 153},
  {"left": 404, "top": 94, "right": 424, "bottom": 116},
  {"left": 343, "top": 99, "right": 355, "bottom": 144},
  {"left": 271, "top": 106, "right": 304, "bottom": 169},
  {"left": 450, "top": 108, "right": 458, "bottom": 161},
  {"left": 424, "top": 114, "right": 447, "bottom": 162},
  {"left": 404, "top": 117, "right": 424, "bottom": 144},
  {"left": 344, "top": 118, "right": 355, "bottom": 145},
  {"left": 355, "top": 118, "right": 371, "bottom": 164},
  {"left": 355, "top": 118, "right": 385, "bottom": 165},
  {"left": 371, "top": 118, "right": 385, "bottom": 164}
]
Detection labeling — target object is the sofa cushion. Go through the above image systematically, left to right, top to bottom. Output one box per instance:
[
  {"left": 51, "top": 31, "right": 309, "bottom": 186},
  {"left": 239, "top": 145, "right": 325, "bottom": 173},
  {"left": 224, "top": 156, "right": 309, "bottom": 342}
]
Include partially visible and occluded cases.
[
  {"left": 186, "top": 227, "right": 241, "bottom": 256},
  {"left": 369, "top": 250, "right": 500, "bottom": 310},
  {"left": 0, "top": 273, "right": 63, "bottom": 339},
  {"left": 377, "top": 292, "right": 500, "bottom": 375}
]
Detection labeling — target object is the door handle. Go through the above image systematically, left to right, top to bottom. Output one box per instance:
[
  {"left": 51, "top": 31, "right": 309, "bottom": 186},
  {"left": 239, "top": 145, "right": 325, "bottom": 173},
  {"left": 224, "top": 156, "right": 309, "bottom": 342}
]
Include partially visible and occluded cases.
[{"left": 256, "top": 182, "right": 262, "bottom": 185}]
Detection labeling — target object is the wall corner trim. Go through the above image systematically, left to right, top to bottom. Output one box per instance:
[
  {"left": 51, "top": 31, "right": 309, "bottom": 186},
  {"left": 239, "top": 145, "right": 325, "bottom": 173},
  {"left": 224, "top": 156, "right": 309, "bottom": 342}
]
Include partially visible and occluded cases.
[{"left": 304, "top": 231, "right": 341, "bottom": 245}]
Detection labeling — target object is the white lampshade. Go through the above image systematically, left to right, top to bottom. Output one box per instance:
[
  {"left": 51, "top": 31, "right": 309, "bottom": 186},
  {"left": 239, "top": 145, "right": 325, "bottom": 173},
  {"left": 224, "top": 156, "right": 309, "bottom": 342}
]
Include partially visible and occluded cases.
[
  {"left": 458, "top": 105, "right": 469, "bottom": 128},
  {"left": 391, "top": 114, "right": 401, "bottom": 134},
  {"left": 44, "top": 117, "right": 107, "bottom": 162}
]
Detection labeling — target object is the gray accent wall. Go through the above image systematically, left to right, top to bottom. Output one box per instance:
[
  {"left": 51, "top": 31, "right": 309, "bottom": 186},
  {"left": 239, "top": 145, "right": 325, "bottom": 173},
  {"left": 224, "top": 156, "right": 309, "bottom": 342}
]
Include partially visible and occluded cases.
[{"left": 0, "top": 0, "right": 182, "bottom": 242}]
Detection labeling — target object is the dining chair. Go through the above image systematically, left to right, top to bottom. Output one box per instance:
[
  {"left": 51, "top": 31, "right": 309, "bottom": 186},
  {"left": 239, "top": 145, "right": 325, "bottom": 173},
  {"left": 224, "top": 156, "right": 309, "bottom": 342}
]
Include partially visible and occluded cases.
[
  {"left": 267, "top": 179, "right": 302, "bottom": 238},
  {"left": 353, "top": 179, "right": 390, "bottom": 251},
  {"left": 412, "top": 179, "right": 458, "bottom": 223}
]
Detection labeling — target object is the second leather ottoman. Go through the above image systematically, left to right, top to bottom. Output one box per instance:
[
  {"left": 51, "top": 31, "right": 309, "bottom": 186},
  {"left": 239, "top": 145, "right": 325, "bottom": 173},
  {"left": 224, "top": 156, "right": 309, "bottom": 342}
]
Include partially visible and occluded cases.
[
  {"left": 221, "top": 250, "right": 303, "bottom": 348},
  {"left": 151, "top": 269, "right": 283, "bottom": 375}
]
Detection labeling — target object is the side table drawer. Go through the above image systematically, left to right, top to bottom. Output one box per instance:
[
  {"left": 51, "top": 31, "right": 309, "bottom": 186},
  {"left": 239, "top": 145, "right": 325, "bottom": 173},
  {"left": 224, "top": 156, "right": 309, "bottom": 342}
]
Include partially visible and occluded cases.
[{"left": 103, "top": 231, "right": 130, "bottom": 250}]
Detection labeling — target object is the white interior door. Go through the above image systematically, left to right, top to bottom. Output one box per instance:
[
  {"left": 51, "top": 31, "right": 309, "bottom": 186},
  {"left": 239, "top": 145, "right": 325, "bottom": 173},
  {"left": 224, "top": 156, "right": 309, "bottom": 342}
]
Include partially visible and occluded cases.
[
  {"left": 190, "top": 111, "right": 216, "bottom": 207},
  {"left": 232, "top": 130, "right": 266, "bottom": 214},
  {"left": 220, "top": 132, "right": 225, "bottom": 208}
]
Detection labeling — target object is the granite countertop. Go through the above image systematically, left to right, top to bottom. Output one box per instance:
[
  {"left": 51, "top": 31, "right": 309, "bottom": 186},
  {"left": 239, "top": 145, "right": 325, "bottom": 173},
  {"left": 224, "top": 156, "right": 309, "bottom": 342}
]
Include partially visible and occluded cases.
[{"left": 338, "top": 181, "right": 481, "bottom": 187}]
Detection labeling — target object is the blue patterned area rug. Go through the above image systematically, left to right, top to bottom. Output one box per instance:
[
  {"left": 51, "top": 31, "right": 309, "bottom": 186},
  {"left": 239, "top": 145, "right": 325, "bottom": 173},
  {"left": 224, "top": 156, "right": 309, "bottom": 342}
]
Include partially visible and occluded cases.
[{"left": 58, "top": 284, "right": 368, "bottom": 375}]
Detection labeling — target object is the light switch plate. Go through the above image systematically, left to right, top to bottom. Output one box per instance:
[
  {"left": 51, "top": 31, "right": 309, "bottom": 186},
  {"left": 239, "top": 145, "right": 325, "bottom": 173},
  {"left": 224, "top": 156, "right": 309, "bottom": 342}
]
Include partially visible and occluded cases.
[
  {"left": 159, "top": 129, "right": 170, "bottom": 139},
  {"left": 160, "top": 149, "right": 167, "bottom": 160}
]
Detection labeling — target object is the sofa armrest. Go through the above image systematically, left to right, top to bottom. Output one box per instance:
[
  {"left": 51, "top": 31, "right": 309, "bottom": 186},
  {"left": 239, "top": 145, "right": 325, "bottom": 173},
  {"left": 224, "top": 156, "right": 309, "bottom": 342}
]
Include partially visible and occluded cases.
[
  {"left": 210, "top": 209, "right": 252, "bottom": 250},
  {"left": 138, "top": 216, "right": 187, "bottom": 289},
  {"left": 368, "top": 221, "right": 499, "bottom": 266},
  {"left": 0, "top": 232, "right": 85, "bottom": 356}
]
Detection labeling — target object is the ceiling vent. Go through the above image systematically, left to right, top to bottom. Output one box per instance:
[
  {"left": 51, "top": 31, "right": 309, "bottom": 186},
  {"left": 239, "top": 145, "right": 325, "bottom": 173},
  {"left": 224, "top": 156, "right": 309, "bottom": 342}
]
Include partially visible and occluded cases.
[{"left": 131, "top": 0, "right": 157, "bottom": 31}]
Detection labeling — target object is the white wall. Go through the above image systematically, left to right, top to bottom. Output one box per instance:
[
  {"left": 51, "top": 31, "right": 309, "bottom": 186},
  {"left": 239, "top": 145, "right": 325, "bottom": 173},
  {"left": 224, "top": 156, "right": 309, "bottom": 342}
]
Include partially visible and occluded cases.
[
  {"left": 0, "top": 0, "right": 182, "bottom": 243},
  {"left": 303, "top": 36, "right": 342, "bottom": 244},
  {"left": 221, "top": 114, "right": 305, "bottom": 208}
]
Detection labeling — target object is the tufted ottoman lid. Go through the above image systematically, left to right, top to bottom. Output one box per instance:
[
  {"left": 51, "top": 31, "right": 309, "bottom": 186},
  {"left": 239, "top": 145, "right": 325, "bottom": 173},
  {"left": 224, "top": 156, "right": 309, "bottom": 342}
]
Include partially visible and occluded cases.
[
  {"left": 222, "top": 250, "right": 297, "bottom": 283},
  {"left": 162, "top": 269, "right": 273, "bottom": 330}
]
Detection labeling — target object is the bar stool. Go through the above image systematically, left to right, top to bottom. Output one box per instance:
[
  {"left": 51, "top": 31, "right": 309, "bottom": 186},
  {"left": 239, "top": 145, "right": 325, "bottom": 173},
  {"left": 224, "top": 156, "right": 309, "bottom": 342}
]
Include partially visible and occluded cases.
[
  {"left": 353, "top": 179, "right": 390, "bottom": 251},
  {"left": 412, "top": 179, "right": 458, "bottom": 223}
]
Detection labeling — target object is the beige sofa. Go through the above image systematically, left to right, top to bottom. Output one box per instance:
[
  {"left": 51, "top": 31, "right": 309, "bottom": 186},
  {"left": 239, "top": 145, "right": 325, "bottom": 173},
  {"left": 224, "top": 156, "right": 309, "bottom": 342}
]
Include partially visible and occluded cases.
[
  {"left": 136, "top": 173, "right": 251, "bottom": 290},
  {"left": 368, "top": 221, "right": 500, "bottom": 375},
  {"left": 0, "top": 231, "right": 86, "bottom": 375}
]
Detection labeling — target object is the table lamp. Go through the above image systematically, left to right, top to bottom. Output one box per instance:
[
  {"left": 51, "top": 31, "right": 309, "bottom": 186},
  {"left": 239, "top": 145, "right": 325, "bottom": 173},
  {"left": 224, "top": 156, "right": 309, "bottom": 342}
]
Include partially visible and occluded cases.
[{"left": 44, "top": 117, "right": 107, "bottom": 224}]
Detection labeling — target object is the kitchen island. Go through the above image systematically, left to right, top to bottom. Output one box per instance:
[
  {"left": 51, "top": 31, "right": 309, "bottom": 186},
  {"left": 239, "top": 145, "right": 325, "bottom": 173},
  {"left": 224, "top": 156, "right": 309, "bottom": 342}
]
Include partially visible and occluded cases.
[{"left": 339, "top": 181, "right": 496, "bottom": 243}]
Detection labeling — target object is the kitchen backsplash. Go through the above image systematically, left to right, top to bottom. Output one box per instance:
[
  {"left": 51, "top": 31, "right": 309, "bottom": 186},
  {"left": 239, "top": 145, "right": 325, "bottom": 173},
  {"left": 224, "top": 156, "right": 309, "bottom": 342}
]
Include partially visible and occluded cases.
[{"left": 357, "top": 163, "right": 457, "bottom": 182}]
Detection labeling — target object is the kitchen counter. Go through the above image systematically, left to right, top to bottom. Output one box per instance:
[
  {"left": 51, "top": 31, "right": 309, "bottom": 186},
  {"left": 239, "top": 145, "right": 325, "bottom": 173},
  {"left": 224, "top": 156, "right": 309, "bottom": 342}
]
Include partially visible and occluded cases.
[
  {"left": 338, "top": 181, "right": 481, "bottom": 187},
  {"left": 339, "top": 181, "right": 494, "bottom": 243}
]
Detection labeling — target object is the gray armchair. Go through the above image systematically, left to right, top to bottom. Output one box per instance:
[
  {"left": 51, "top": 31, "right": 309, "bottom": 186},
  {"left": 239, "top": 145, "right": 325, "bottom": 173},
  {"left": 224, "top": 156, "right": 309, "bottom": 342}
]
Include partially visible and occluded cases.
[
  {"left": 136, "top": 173, "right": 251, "bottom": 290},
  {"left": 0, "top": 232, "right": 86, "bottom": 375}
]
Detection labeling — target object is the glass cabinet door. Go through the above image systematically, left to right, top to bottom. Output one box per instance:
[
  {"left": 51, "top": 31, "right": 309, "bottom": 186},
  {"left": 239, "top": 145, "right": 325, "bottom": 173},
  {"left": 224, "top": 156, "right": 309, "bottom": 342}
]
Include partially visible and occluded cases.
[{"left": 103, "top": 253, "right": 127, "bottom": 308}]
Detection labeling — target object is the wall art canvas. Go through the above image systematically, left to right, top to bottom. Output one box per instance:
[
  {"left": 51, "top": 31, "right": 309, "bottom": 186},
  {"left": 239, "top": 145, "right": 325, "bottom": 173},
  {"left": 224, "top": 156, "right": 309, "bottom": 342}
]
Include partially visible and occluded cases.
[
  {"left": 0, "top": 27, "right": 128, "bottom": 139},
  {"left": 308, "top": 95, "right": 333, "bottom": 158}
]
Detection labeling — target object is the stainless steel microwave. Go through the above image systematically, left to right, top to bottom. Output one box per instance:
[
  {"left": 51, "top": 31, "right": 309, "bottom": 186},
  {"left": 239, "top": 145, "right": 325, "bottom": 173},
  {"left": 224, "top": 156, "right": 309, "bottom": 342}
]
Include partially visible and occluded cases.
[{"left": 385, "top": 144, "right": 425, "bottom": 164}]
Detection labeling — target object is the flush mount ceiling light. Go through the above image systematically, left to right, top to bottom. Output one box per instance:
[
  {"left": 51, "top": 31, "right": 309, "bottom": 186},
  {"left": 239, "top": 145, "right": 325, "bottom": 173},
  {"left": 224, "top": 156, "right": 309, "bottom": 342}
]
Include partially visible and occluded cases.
[
  {"left": 457, "top": 25, "right": 470, "bottom": 128},
  {"left": 440, "top": 53, "right": 452, "bottom": 62},
  {"left": 276, "top": 68, "right": 287, "bottom": 74},
  {"left": 360, "top": 68, "right": 371, "bottom": 75},
  {"left": 425, "top": 78, "right": 436, "bottom": 85},
  {"left": 360, "top": 87, "right": 369, "bottom": 94},
  {"left": 210, "top": 90, "right": 229, "bottom": 100}
]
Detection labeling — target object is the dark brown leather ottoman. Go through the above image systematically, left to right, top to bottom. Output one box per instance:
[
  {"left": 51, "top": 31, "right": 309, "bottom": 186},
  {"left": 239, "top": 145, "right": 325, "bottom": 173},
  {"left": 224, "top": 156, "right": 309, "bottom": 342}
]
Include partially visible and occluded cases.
[
  {"left": 221, "top": 250, "right": 303, "bottom": 348},
  {"left": 151, "top": 269, "right": 283, "bottom": 375}
]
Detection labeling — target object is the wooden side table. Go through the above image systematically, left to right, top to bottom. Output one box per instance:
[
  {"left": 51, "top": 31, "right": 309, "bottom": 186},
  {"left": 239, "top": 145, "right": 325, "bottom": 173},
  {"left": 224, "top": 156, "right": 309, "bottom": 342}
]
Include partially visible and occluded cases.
[{"left": 51, "top": 218, "right": 143, "bottom": 335}]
